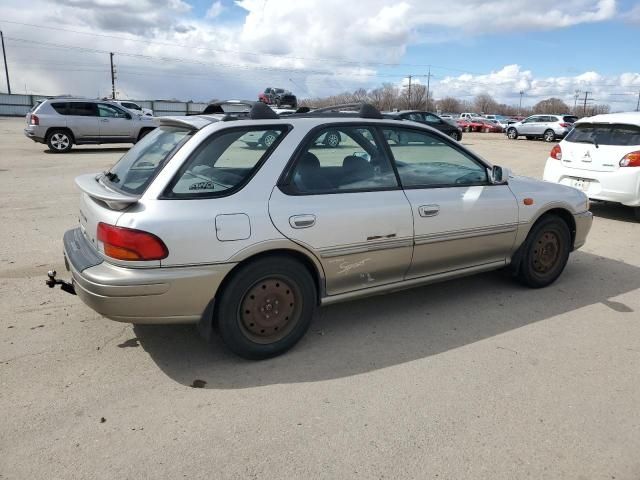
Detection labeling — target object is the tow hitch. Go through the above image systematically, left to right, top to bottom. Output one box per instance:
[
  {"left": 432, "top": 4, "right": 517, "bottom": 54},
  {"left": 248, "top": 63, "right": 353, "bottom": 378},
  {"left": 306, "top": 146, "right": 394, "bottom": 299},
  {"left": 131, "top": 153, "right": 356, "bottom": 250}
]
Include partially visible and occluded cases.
[{"left": 45, "top": 270, "right": 76, "bottom": 295}]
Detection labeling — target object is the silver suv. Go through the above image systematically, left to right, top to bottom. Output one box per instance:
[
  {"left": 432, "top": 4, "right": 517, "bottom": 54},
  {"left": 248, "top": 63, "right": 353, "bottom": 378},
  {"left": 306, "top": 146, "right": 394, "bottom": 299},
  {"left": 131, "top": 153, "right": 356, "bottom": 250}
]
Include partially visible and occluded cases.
[
  {"left": 24, "top": 98, "right": 157, "bottom": 153},
  {"left": 46, "top": 103, "right": 591, "bottom": 359},
  {"left": 506, "top": 114, "right": 578, "bottom": 142}
]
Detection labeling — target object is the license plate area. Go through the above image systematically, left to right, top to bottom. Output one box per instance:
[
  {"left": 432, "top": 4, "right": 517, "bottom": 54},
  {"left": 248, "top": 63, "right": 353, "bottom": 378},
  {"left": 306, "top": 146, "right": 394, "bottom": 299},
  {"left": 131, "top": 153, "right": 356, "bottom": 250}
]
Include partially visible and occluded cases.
[{"left": 570, "top": 177, "right": 591, "bottom": 192}]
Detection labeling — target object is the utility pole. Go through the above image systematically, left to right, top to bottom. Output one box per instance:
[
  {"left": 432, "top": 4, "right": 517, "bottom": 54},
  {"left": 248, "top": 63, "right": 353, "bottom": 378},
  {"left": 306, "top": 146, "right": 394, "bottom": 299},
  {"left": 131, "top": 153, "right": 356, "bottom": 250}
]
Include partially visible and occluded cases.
[
  {"left": 0, "top": 31, "right": 11, "bottom": 94},
  {"left": 109, "top": 52, "right": 116, "bottom": 99},
  {"left": 425, "top": 66, "right": 432, "bottom": 110},
  {"left": 407, "top": 75, "right": 412, "bottom": 109},
  {"left": 518, "top": 90, "right": 524, "bottom": 115},
  {"left": 573, "top": 90, "right": 580, "bottom": 113},
  {"left": 636, "top": 90, "right": 640, "bottom": 112},
  {"left": 582, "top": 91, "right": 591, "bottom": 116}
]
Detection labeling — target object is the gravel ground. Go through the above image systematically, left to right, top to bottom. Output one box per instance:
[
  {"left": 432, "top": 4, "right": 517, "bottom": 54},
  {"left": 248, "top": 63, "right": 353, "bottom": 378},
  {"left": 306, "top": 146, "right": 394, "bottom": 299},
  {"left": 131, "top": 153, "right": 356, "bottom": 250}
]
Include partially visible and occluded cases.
[{"left": 1, "top": 117, "right": 639, "bottom": 479}]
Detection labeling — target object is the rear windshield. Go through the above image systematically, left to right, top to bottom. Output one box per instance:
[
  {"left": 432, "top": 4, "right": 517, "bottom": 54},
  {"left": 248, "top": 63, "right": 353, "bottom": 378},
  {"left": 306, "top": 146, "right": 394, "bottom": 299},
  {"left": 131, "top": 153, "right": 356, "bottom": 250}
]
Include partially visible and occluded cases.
[
  {"left": 563, "top": 115, "right": 579, "bottom": 123},
  {"left": 565, "top": 123, "right": 640, "bottom": 146},
  {"left": 103, "top": 126, "right": 191, "bottom": 195}
]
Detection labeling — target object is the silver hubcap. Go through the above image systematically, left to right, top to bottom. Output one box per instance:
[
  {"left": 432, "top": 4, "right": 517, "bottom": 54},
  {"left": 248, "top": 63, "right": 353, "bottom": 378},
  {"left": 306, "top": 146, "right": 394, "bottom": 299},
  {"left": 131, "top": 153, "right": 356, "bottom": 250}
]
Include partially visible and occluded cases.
[
  {"left": 508, "top": 130, "right": 516, "bottom": 138},
  {"left": 545, "top": 131, "right": 554, "bottom": 141},
  {"left": 51, "top": 133, "right": 69, "bottom": 150},
  {"left": 327, "top": 133, "right": 339, "bottom": 147},
  {"left": 264, "top": 134, "right": 275, "bottom": 147}
]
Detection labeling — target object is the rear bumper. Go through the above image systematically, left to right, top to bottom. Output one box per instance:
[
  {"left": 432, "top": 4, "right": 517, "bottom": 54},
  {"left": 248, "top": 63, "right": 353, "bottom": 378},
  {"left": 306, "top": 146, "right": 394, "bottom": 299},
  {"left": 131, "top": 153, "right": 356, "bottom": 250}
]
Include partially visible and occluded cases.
[
  {"left": 24, "top": 127, "right": 45, "bottom": 143},
  {"left": 543, "top": 159, "right": 640, "bottom": 206},
  {"left": 573, "top": 211, "right": 593, "bottom": 250},
  {"left": 63, "top": 228, "right": 236, "bottom": 324}
]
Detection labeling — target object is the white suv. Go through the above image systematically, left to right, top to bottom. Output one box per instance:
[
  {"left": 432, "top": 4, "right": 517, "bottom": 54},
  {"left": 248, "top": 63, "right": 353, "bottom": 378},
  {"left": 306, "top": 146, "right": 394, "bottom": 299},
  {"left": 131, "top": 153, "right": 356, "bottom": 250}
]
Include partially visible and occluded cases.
[
  {"left": 46, "top": 103, "right": 592, "bottom": 359},
  {"left": 543, "top": 112, "right": 640, "bottom": 220},
  {"left": 506, "top": 114, "right": 579, "bottom": 142}
]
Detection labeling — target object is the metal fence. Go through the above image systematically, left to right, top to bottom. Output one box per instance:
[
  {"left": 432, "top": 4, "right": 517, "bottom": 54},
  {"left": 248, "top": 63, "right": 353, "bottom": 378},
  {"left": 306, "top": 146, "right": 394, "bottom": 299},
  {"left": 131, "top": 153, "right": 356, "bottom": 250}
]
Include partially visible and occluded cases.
[{"left": 0, "top": 93, "right": 209, "bottom": 117}]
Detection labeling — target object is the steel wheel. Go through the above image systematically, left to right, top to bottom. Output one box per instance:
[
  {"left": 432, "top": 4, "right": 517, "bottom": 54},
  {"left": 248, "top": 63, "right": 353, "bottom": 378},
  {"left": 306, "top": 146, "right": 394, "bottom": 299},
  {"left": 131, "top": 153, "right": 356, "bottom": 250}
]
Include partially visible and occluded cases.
[
  {"left": 507, "top": 128, "right": 518, "bottom": 139},
  {"left": 325, "top": 131, "right": 340, "bottom": 147},
  {"left": 532, "top": 230, "right": 560, "bottom": 274},
  {"left": 238, "top": 277, "right": 300, "bottom": 344}
]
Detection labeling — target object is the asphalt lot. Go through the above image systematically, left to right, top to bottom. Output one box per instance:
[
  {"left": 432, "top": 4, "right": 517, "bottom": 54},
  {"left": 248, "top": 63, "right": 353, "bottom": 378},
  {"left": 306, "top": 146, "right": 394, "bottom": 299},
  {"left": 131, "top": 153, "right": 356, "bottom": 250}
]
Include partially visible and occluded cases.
[{"left": 1, "top": 116, "right": 639, "bottom": 479}]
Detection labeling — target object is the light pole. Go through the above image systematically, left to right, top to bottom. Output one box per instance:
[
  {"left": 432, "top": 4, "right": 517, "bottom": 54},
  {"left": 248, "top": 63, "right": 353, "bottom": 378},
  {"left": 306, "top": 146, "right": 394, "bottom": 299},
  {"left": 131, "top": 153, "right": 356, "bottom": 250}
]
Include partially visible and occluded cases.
[{"left": 518, "top": 90, "right": 524, "bottom": 115}]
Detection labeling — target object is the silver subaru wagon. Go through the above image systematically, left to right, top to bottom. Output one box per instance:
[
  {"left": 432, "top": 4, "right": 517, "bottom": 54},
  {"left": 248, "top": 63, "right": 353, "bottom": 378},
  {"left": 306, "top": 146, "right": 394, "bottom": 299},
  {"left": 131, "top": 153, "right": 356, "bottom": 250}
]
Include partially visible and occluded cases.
[{"left": 47, "top": 103, "right": 592, "bottom": 359}]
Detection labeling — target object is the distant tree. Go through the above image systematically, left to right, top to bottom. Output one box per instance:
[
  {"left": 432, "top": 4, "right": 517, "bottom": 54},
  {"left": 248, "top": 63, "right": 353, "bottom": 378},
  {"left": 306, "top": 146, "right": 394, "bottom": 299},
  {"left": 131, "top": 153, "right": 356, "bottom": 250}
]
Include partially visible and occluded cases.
[
  {"left": 474, "top": 93, "right": 498, "bottom": 114},
  {"left": 436, "top": 96, "right": 461, "bottom": 113},
  {"left": 533, "top": 97, "right": 570, "bottom": 114}
]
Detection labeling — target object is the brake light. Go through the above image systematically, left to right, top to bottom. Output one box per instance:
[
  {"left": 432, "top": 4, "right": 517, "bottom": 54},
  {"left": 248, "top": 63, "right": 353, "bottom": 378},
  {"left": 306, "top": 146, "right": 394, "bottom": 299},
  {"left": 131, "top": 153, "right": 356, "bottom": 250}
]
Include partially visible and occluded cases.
[
  {"left": 30, "top": 114, "right": 39, "bottom": 125},
  {"left": 559, "top": 122, "right": 571, "bottom": 127},
  {"left": 550, "top": 144, "right": 562, "bottom": 160},
  {"left": 620, "top": 151, "right": 640, "bottom": 167},
  {"left": 97, "top": 223, "right": 168, "bottom": 261}
]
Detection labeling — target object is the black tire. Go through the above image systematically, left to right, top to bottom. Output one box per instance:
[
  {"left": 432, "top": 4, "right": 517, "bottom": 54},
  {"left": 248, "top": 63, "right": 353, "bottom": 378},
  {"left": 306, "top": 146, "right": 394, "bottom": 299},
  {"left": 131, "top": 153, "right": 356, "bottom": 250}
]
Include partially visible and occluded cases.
[
  {"left": 507, "top": 128, "right": 518, "bottom": 140},
  {"left": 46, "top": 129, "right": 73, "bottom": 153},
  {"left": 543, "top": 129, "right": 556, "bottom": 142},
  {"left": 324, "top": 130, "right": 341, "bottom": 147},
  {"left": 261, "top": 131, "right": 278, "bottom": 148},
  {"left": 449, "top": 131, "right": 461, "bottom": 141},
  {"left": 633, "top": 207, "right": 640, "bottom": 222},
  {"left": 515, "top": 215, "right": 571, "bottom": 288},
  {"left": 215, "top": 256, "right": 317, "bottom": 360}
]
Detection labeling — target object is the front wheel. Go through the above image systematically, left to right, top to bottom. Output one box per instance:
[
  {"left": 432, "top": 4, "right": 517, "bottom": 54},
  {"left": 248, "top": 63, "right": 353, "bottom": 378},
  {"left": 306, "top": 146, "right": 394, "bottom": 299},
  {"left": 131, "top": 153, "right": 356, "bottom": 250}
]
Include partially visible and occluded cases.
[
  {"left": 507, "top": 128, "right": 518, "bottom": 140},
  {"left": 46, "top": 129, "right": 73, "bottom": 153},
  {"left": 543, "top": 129, "right": 556, "bottom": 142},
  {"left": 261, "top": 131, "right": 278, "bottom": 148},
  {"left": 324, "top": 131, "right": 340, "bottom": 148},
  {"left": 449, "top": 131, "right": 461, "bottom": 141},
  {"left": 633, "top": 207, "right": 640, "bottom": 222},
  {"left": 515, "top": 215, "right": 571, "bottom": 288},
  {"left": 215, "top": 256, "right": 317, "bottom": 359}
]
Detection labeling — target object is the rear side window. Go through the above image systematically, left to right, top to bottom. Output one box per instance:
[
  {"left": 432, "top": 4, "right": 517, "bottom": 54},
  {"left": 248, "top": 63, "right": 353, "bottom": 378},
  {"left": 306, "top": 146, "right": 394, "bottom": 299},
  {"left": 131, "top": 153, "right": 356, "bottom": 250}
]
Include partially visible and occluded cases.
[
  {"left": 51, "top": 102, "right": 68, "bottom": 115},
  {"left": 68, "top": 102, "right": 97, "bottom": 116},
  {"left": 565, "top": 123, "right": 640, "bottom": 146},
  {"left": 104, "top": 126, "right": 191, "bottom": 195},
  {"left": 165, "top": 127, "right": 288, "bottom": 198}
]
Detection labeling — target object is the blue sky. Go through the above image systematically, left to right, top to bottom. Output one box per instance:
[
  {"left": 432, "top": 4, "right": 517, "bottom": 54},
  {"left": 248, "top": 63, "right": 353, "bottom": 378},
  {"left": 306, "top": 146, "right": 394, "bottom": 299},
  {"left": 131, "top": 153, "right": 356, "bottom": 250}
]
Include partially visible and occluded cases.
[{"left": 1, "top": 0, "right": 639, "bottom": 109}]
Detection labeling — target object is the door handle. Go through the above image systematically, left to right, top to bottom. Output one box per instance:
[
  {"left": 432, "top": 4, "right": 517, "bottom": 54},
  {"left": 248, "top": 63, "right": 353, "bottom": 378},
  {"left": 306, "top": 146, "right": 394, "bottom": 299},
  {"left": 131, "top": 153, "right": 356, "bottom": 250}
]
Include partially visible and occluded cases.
[
  {"left": 100, "top": 119, "right": 109, "bottom": 122},
  {"left": 418, "top": 204, "right": 440, "bottom": 217},
  {"left": 289, "top": 214, "right": 316, "bottom": 229}
]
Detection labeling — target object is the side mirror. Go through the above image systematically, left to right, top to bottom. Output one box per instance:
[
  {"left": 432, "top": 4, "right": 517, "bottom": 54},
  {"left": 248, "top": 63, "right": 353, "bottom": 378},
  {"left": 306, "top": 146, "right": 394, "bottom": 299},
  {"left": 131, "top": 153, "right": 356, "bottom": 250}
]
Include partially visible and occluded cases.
[{"left": 490, "top": 165, "right": 510, "bottom": 184}]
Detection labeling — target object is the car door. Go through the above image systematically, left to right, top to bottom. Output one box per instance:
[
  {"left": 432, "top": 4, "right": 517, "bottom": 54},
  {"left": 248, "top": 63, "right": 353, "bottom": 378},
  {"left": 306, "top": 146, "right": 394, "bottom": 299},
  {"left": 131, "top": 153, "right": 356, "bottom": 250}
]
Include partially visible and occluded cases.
[
  {"left": 65, "top": 102, "right": 100, "bottom": 140},
  {"left": 97, "top": 103, "right": 134, "bottom": 141},
  {"left": 521, "top": 116, "right": 543, "bottom": 136},
  {"left": 269, "top": 125, "right": 414, "bottom": 296},
  {"left": 380, "top": 126, "right": 519, "bottom": 278}
]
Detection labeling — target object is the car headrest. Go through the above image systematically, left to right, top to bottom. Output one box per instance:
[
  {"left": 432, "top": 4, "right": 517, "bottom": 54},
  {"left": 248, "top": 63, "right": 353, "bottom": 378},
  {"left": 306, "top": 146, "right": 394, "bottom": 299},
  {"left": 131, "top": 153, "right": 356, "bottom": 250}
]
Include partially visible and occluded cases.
[
  {"left": 299, "top": 152, "right": 320, "bottom": 169},
  {"left": 342, "top": 155, "right": 370, "bottom": 172}
]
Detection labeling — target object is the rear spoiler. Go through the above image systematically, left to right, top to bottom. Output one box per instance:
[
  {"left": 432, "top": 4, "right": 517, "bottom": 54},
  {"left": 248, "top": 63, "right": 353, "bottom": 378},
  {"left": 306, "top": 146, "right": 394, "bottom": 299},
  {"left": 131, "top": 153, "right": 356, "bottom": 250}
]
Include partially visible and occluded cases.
[{"left": 75, "top": 173, "right": 140, "bottom": 211}]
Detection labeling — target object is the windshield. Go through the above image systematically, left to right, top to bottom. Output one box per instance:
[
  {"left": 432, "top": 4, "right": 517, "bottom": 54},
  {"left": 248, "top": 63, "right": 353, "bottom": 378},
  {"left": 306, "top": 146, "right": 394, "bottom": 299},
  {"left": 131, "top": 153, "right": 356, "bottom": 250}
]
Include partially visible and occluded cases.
[
  {"left": 565, "top": 123, "right": 640, "bottom": 146},
  {"left": 103, "top": 126, "right": 192, "bottom": 195}
]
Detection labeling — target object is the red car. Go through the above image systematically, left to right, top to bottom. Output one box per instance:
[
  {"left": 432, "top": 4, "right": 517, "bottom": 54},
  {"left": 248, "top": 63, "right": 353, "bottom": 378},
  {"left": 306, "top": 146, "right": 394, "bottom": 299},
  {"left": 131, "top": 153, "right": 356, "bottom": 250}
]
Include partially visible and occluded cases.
[
  {"left": 457, "top": 118, "right": 484, "bottom": 132},
  {"left": 476, "top": 119, "right": 503, "bottom": 133}
]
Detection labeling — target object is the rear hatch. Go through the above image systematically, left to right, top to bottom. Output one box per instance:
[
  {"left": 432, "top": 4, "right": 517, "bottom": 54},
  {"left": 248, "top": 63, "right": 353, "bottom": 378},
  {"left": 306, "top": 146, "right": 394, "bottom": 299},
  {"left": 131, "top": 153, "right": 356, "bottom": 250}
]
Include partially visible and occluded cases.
[
  {"left": 560, "top": 122, "right": 640, "bottom": 173},
  {"left": 75, "top": 124, "right": 195, "bottom": 250}
]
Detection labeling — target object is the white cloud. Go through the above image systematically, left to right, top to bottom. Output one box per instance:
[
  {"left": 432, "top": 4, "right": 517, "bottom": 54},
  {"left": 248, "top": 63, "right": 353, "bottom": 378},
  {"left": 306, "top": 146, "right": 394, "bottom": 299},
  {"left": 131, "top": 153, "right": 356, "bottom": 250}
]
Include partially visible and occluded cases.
[
  {"left": 0, "top": 0, "right": 634, "bottom": 108},
  {"left": 205, "top": 1, "right": 224, "bottom": 19}
]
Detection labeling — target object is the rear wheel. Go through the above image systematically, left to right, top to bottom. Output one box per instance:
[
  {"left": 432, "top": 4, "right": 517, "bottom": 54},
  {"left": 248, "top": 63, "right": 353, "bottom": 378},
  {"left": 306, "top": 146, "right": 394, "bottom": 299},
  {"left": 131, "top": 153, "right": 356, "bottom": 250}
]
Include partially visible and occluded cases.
[
  {"left": 507, "top": 128, "right": 518, "bottom": 140},
  {"left": 46, "top": 129, "right": 73, "bottom": 153},
  {"left": 543, "top": 129, "right": 556, "bottom": 142},
  {"left": 324, "top": 130, "right": 341, "bottom": 147},
  {"left": 261, "top": 131, "right": 278, "bottom": 148},
  {"left": 449, "top": 131, "right": 461, "bottom": 141},
  {"left": 634, "top": 207, "right": 640, "bottom": 222},
  {"left": 515, "top": 215, "right": 571, "bottom": 288},
  {"left": 215, "top": 256, "right": 316, "bottom": 359}
]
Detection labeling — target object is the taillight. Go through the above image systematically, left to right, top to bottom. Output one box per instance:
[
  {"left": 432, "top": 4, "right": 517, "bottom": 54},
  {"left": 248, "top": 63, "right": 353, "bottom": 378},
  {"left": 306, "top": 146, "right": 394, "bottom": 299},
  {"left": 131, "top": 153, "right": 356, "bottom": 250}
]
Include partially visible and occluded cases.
[
  {"left": 30, "top": 114, "right": 39, "bottom": 125},
  {"left": 559, "top": 122, "right": 570, "bottom": 127},
  {"left": 550, "top": 144, "right": 562, "bottom": 160},
  {"left": 620, "top": 151, "right": 640, "bottom": 167},
  {"left": 97, "top": 223, "right": 168, "bottom": 261}
]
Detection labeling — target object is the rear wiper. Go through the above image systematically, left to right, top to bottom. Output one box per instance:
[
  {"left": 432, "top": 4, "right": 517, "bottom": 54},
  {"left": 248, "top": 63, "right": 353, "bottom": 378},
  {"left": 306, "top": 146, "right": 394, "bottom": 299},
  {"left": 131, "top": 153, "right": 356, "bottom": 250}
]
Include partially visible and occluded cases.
[
  {"left": 575, "top": 138, "right": 599, "bottom": 148},
  {"left": 103, "top": 171, "right": 120, "bottom": 183}
]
